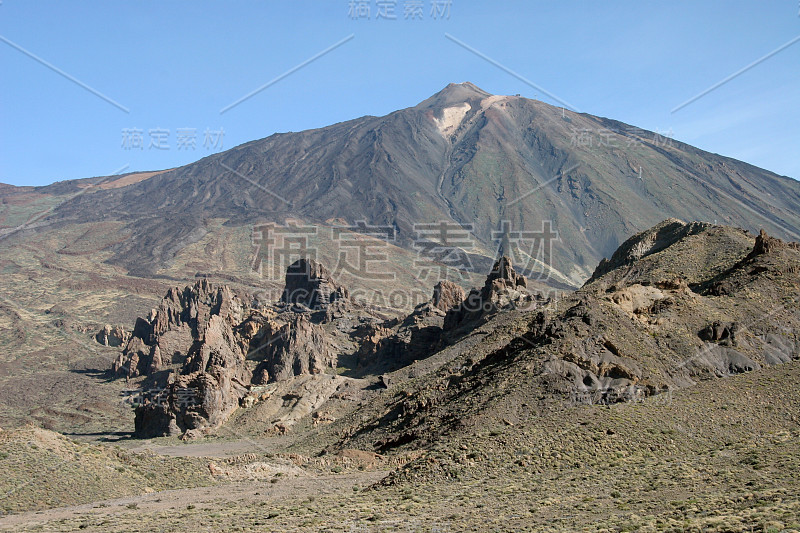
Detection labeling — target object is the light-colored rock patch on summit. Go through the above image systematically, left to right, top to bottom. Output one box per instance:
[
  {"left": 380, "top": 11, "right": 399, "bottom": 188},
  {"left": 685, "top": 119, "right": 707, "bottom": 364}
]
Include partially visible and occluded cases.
[{"left": 433, "top": 103, "right": 470, "bottom": 136}]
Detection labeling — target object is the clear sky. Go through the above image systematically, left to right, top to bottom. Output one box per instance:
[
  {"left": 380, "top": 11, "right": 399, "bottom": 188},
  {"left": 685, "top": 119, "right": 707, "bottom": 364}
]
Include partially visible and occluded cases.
[{"left": 1, "top": 1, "right": 798, "bottom": 186}]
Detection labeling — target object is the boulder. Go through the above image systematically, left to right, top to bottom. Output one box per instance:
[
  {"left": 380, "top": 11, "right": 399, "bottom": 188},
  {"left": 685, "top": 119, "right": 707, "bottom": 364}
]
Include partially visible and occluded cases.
[
  {"left": 430, "top": 280, "right": 465, "bottom": 312},
  {"left": 698, "top": 321, "right": 738, "bottom": 346}
]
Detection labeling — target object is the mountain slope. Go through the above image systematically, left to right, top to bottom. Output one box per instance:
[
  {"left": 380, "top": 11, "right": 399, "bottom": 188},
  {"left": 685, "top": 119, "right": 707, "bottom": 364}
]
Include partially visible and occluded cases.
[
  {"left": 40, "top": 82, "right": 800, "bottom": 285},
  {"left": 311, "top": 222, "right": 800, "bottom": 456}
]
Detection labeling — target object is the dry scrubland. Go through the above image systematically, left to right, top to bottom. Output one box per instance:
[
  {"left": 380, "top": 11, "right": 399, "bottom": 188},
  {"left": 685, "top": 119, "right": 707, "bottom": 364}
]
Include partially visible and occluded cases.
[{"left": 1, "top": 358, "right": 798, "bottom": 532}]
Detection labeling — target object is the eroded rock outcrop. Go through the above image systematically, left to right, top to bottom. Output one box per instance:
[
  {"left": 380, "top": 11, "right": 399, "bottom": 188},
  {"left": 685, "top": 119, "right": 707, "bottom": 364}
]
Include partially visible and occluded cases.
[
  {"left": 747, "top": 229, "right": 800, "bottom": 258},
  {"left": 444, "top": 256, "right": 534, "bottom": 332},
  {"left": 281, "top": 258, "right": 350, "bottom": 312},
  {"left": 124, "top": 264, "right": 355, "bottom": 437},
  {"left": 113, "top": 279, "right": 246, "bottom": 378},
  {"left": 430, "top": 280, "right": 466, "bottom": 312},
  {"left": 357, "top": 281, "right": 465, "bottom": 370},
  {"left": 127, "top": 282, "right": 252, "bottom": 436},
  {"left": 251, "top": 314, "right": 337, "bottom": 384},
  {"left": 698, "top": 321, "right": 738, "bottom": 346},
  {"left": 95, "top": 324, "right": 130, "bottom": 347}
]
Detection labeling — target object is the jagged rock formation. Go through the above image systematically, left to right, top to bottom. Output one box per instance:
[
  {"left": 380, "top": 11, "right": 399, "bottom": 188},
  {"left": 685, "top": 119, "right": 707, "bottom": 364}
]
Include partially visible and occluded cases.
[
  {"left": 444, "top": 256, "right": 536, "bottom": 333},
  {"left": 124, "top": 257, "right": 538, "bottom": 436},
  {"left": 281, "top": 258, "right": 350, "bottom": 313},
  {"left": 355, "top": 261, "right": 539, "bottom": 373},
  {"left": 125, "top": 264, "right": 353, "bottom": 437},
  {"left": 112, "top": 279, "right": 246, "bottom": 378},
  {"left": 357, "top": 280, "right": 465, "bottom": 371},
  {"left": 430, "top": 280, "right": 466, "bottom": 312},
  {"left": 122, "top": 281, "right": 251, "bottom": 437},
  {"left": 250, "top": 314, "right": 337, "bottom": 383},
  {"left": 95, "top": 324, "right": 130, "bottom": 347}
]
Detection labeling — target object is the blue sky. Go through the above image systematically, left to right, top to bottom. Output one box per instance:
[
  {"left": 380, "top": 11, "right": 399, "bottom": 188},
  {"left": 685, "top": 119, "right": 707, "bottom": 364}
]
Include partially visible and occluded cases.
[{"left": 1, "top": 1, "right": 798, "bottom": 186}]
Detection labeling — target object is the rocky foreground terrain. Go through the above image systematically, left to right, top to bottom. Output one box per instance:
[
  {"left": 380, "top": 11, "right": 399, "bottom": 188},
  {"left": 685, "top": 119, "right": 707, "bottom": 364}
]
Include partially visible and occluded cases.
[{"left": 0, "top": 219, "right": 799, "bottom": 532}]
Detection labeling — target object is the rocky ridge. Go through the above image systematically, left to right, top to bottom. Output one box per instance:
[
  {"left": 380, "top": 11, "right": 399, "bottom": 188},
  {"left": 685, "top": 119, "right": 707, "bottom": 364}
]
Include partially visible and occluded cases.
[{"left": 321, "top": 221, "right": 800, "bottom": 456}]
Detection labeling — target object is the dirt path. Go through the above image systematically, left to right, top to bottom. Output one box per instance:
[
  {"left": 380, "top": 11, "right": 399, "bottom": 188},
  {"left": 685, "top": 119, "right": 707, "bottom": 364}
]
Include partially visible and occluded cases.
[
  {"left": 127, "top": 438, "right": 281, "bottom": 457},
  {"left": 0, "top": 471, "right": 389, "bottom": 531}
]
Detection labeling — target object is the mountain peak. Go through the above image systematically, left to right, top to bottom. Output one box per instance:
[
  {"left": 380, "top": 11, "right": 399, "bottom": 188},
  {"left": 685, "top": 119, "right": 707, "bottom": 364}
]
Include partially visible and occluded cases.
[
  {"left": 417, "top": 81, "right": 492, "bottom": 109},
  {"left": 444, "top": 81, "right": 490, "bottom": 94}
]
